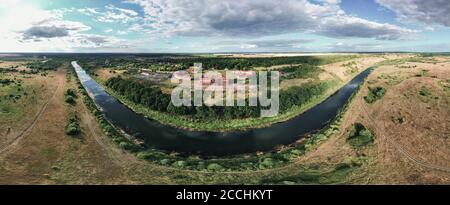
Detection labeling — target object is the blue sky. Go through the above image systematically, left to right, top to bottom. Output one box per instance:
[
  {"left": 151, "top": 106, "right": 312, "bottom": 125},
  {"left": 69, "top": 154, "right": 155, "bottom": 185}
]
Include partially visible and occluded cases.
[{"left": 0, "top": 0, "right": 449, "bottom": 52}]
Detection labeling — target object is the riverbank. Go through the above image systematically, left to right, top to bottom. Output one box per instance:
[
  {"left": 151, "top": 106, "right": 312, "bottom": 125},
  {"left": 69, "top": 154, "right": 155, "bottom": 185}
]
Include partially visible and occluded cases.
[
  {"left": 88, "top": 54, "right": 397, "bottom": 132},
  {"left": 75, "top": 58, "right": 375, "bottom": 156},
  {"left": 78, "top": 60, "right": 365, "bottom": 171},
  {"left": 94, "top": 71, "right": 367, "bottom": 132},
  {"left": 101, "top": 81, "right": 338, "bottom": 132}
]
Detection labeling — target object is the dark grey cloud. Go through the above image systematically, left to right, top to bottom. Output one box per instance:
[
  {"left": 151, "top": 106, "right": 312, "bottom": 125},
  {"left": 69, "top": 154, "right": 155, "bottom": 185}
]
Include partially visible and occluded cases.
[
  {"left": 127, "top": 0, "right": 415, "bottom": 40},
  {"left": 163, "top": 0, "right": 319, "bottom": 37},
  {"left": 377, "top": 0, "right": 450, "bottom": 27},
  {"left": 199, "top": 1, "right": 318, "bottom": 36},
  {"left": 318, "top": 16, "right": 415, "bottom": 40},
  {"left": 18, "top": 18, "right": 117, "bottom": 49},
  {"left": 20, "top": 18, "right": 90, "bottom": 42},
  {"left": 22, "top": 26, "right": 69, "bottom": 40},
  {"left": 64, "top": 34, "right": 120, "bottom": 48},
  {"left": 82, "top": 36, "right": 109, "bottom": 45}
]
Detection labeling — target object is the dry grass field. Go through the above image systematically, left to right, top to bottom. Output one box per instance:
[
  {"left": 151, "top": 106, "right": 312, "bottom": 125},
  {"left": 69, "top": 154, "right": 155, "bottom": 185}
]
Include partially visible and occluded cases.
[
  {"left": 298, "top": 56, "right": 450, "bottom": 184},
  {"left": 0, "top": 61, "right": 30, "bottom": 71},
  {"left": 0, "top": 66, "right": 56, "bottom": 151}
]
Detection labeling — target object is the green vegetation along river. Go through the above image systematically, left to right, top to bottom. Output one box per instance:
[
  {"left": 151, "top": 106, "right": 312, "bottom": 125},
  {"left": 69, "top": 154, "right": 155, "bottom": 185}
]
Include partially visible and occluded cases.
[{"left": 73, "top": 61, "right": 373, "bottom": 156}]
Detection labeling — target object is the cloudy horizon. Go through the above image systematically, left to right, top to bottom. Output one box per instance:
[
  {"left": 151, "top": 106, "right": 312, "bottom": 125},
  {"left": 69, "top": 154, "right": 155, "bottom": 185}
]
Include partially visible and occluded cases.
[{"left": 0, "top": 0, "right": 449, "bottom": 53}]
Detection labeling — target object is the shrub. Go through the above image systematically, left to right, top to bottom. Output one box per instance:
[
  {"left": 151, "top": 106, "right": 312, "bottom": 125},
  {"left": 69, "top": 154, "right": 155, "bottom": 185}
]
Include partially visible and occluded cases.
[
  {"left": 0, "top": 79, "right": 14, "bottom": 86},
  {"left": 419, "top": 86, "right": 431, "bottom": 97},
  {"left": 364, "top": 87, "right": 386, "bottom": 104},
  {"left": 64, "top": 88, "right": 78, "bottom": 105},
  {"left": 66, "top": 88, "right": 77, "bottom": 98},
  {"left": 65, "top": 95, "right": 76, "bottom": 104},
  {"left": 65, "top": 115, "right": 81, "bottom": 136},
  {"left": 346, "top": 123, "right": 374, "bottom": 148},
  {"left": 119, "top": 141, "right": 133, "bottom": 150},
  {"left": 136, "top": 151, "right": 159, "bottom": 160},
  {"left": 136, "top": 152, "right": 147, "bottom": 159},
  {"left": 259, "top": 158, "right": 276, "bottom": 169},
  {"left": 160, "top": 159, "right": 171, "bottom": 165},
  {"left": 173, "top": 160, "right": 187, "bottom": 168},
  {"left": 207, "top": 163, "right": 225, "bottom": 172}
]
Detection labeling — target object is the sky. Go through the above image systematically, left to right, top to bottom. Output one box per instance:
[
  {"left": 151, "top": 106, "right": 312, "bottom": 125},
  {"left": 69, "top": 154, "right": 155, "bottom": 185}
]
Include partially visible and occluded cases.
[{"left": 0, "top": 0, "right": 449, "bottom": 53}]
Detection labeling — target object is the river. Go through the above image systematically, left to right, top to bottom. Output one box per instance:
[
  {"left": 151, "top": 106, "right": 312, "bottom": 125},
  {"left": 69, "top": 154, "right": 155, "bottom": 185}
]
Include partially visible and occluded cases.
[{"left": 72, "top": 61, "right": 373, "bottom": 156}]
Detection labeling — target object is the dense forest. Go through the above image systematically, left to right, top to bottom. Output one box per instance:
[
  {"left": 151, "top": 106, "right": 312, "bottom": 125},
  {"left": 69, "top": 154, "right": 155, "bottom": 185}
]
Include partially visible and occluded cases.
[
  {"left": 76, "top": 55, "right": 356, "bottom": 71},
  {"left": 172, "top": 56, "right": 324, "bottom": 70},
  {"left": 26, "top": 59, "right": 64, "bottom": 71},
  {"left": 280, "top": 64, "right": 322, "bottom": 80},
  {"left": 105, "top": 76, "right": 329, "bottom": 120},
  {"left": 105, "top": 76, "right": 259, "bottom": 119},
  {"left": 106, "top": 77, "right": 171, "bottom": 112},
  {"left": 279, "top": 83, "right": 329, "bottom": 112}
]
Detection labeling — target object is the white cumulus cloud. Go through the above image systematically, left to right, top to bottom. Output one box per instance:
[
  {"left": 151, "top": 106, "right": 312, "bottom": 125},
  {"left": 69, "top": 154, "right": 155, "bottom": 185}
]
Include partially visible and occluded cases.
[
  {"left": 125, "top": 0, "right": 415, "bottom": 40},
  {"left": 376, "top": 0, "right": 450, "bottom": 27}
]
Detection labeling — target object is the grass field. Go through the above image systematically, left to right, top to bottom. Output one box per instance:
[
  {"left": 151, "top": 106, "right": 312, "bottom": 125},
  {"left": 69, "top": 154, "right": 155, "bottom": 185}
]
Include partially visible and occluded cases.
[{"left": 0, "top": 66, "right": 56, "bottom": 147}]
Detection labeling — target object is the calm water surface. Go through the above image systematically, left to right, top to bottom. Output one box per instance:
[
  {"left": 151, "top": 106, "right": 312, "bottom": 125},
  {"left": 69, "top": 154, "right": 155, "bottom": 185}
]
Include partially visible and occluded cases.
[{"left": 73, "top": 61, "right": 372, "bottom": 156}]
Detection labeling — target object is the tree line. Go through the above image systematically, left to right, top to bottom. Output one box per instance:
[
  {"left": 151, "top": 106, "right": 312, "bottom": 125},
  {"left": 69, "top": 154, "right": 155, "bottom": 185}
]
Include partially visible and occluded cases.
[
  {"left": 76, "top": 55, "right": 356, "bottom": 72},
  {"left": 26, "top": 59, "right": 64, "bottom": 71},
  {"left": 280, "top": 64, "right": 322, "bottom": 80},
  {"left": 105, "top": 76, "right": 260, "bottom": 120},
  {"left": 106, "top": 76, "right": 329, "bottom": 120},
  {"left": 279, "top": 82, "right": 329, "bottom": 112}
]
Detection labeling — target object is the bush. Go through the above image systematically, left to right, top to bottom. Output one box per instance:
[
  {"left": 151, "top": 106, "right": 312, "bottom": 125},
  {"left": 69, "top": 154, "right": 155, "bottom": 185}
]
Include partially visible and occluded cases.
[
  {"left": 0, "top": 78, "right": 14, "bottom": 86},
  {"left": 419, "top": 86, "right": 431, "bottom": 97},
  {"left": 364, "top": 87, "right": 386, "bottom": 104},
  {"left": 65, "top": 88, "right": 78, "bottom": 105},
  {"left": 66, "top": 88, "right": 77, "bottom": 98},
  {"left": 65, "top": 95, "right": 76, "bottom": 104},
  {"left": 65, "top": 115, "right": 81, "bottom": 136},
  {"left": 346, "top": 123, "right": 374, "bottom": 148},
  {"left": 118, "top": 141, "right": 140, "bottom": 152},
  {"left": 136, "top": 151, "right": 167, "bottom": 160},
  {"left": 259, "top": 158, "right": 276, "bottom": 169},
  {"left": 160, "top": 159, "right": 171, "bottom": 165},
  {"left": 173, "top": 160, "right": 187, "bottom": 168},
  {"left": 207, "top": 163, "right": 225, "bottom": 172}
]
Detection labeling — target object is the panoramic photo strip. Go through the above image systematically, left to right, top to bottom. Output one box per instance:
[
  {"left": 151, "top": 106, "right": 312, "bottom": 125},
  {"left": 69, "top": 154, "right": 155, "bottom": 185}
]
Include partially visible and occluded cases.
[{"left": 0, "top": 0, "right": 449, "bottom": 202}]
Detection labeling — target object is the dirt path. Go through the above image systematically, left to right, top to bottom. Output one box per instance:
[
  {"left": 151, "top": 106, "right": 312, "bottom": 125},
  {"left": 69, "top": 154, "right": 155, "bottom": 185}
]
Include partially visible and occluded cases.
[
  {"left": 350, "top": 62, "right": 450, "bottom": 184},
  {"left": 0, "top": 68, "right": 64, "bottom": 156},
  {"left": 0, "top": 68, "right": 68, "bottom": 184},
  {"left": 361, "top": 86, "right": 450, "bottom": 173},
  {"left": 79, "top": 101, "right": 138, "bottom": 166},
  {"left": 365, "top": 105, "right": 450, "bottom": 173}
]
